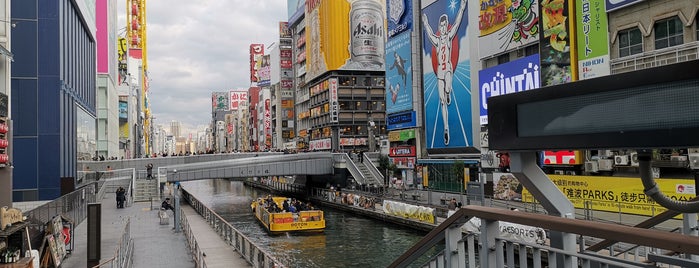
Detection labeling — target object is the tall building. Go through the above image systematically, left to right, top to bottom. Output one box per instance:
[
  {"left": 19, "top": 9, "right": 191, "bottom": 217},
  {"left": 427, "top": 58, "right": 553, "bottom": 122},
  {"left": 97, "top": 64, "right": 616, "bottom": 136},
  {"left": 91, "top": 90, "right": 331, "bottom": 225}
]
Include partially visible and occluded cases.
[
  {"left": 0, "top": 0, "right": 13, "bottom": 208},
  {"left": 12, "top": 0, "right": 97, "bottom": 201},
  {"left": 96, "top": 0, "right": 120, "bottom": 160},
  {"left": 271, "top": 22, "right": 295, "bottom": 150},
  {"left": 170, "top": 120, "right": 181, "bottom": 139}
]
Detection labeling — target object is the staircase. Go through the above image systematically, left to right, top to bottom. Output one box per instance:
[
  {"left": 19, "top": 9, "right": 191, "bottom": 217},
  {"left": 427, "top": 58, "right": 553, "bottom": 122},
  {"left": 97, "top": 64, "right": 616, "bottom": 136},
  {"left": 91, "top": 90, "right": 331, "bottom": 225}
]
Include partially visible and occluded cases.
[{"left": 134, "top": 180, "right": 159, "bottom": 202}]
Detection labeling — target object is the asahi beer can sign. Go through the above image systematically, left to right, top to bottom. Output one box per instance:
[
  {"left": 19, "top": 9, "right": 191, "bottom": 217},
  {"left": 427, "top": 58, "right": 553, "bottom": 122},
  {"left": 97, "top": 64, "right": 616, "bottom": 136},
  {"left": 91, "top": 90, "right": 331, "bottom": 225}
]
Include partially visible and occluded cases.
[{"left": 349, "top": 0, "right": 385, "bottom": 67}]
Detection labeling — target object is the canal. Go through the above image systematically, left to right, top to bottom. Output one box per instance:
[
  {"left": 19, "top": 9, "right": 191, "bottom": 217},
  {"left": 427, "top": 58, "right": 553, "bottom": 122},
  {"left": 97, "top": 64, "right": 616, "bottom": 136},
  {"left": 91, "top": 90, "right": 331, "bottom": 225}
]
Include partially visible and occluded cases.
[{"left": 182, "top": 179, "right": 442, "bottom": 267}]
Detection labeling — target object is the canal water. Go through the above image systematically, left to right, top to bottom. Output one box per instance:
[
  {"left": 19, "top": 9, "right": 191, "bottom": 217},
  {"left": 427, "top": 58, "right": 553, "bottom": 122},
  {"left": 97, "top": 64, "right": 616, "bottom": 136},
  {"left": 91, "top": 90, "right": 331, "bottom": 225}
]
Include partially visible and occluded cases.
[{"left": 182, "top": 179, "right": 442, "bottom": 268}]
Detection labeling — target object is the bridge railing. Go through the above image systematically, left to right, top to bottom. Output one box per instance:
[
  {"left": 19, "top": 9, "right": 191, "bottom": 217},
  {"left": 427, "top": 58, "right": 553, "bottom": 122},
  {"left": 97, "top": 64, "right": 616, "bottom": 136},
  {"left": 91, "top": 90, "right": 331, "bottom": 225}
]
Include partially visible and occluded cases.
[
  {"left": 181, "top": 189, "right": 286, "bottom": 268},
  {"left": 92, "top": 218, "right": 134, "bottom": 268}
]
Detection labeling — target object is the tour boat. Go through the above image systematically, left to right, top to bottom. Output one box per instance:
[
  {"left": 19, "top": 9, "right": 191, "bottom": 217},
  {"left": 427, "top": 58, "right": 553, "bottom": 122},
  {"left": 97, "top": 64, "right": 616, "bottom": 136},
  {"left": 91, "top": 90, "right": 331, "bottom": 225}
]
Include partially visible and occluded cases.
[{"left": 251, "top": 196, "right": 325, "bottom": 234}]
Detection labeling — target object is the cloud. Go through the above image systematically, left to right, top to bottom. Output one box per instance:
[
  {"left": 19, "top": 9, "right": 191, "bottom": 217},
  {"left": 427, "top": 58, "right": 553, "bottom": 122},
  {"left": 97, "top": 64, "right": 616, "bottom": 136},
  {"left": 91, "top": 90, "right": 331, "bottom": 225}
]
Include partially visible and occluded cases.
[{"left": 119, "top": 0, "right": 288, "bottom": 137}]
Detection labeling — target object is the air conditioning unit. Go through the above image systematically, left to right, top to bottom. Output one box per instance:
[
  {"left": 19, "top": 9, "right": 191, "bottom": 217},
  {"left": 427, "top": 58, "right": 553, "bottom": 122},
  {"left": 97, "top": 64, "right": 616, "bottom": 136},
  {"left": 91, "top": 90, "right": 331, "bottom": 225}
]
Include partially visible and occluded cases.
[
  {"left": 598, "top": 150, "right": 614, "bottom": 158},
  {"left": 630, "top": 152, "right": 639, "bottom": 167},
  {"left": 614, "top": 155, "right": 629, "bottom": 166},
  {"left": 671, "top": 155, "right": 688, "bottom": 162},
  {"left": 690, "top": 155, "right": 699, "bottom": 170},
  {"left": 598, "top": 159, "right": 614, "bottom": 171},
  {"left": 585, "top": 161, "right": 599, "bottom": 173},
  {"left": 554, "top": 170, "right": 565, "bottom": 175}
]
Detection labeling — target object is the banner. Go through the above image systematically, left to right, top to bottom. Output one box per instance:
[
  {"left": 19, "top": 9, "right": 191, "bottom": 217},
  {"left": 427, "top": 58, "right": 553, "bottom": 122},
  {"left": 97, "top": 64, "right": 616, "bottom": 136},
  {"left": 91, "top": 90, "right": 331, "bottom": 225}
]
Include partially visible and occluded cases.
[
  {"left": 305, "top": 0, "right": 386, "bottom": 82},
  {"left": 387, "top": 0, "right": 413, "bottom": 37},
  {"left": 421, "top": 0, "right": 473, "bottom": 150},
  {"left": 478, "top": 0, "right": 540, "bottom": 59},
  {"left": 539, "top": 0, "right": 572, "bottom": 86},
  {"left": 576, "top": 0, "right": 610, "bottom": 80},
  {"left": 279, "top": 21, "right": 291, "bottom": 38},
  {"left": 385, "top": 31, "right": 413, "bottom": 114},
  {"left": 250, "top": 44, "right": 264, "bottom": 83},
  {"left": 478, "top": 54, "right": 541, "bottom": 125},
  {"left": 258, "top": 55, "right": 271, "bottom": 87},
  {"left": 329, "top": 78, "right": 339, "bottom": 123},
  {"left": 229, "top": 91, "right": 248, "bottom": 111},
  {"left": 212, "top": 92, "right": 229, "bottom": 111},
  {"left": 118, "top": 101, "right": 128, "bottom": 120},
  {"left": 522, "top": 175, "right": 696, "bottom": 216},
  {"left": 383, "top": 200, "right": 435, "bottom": 224}
]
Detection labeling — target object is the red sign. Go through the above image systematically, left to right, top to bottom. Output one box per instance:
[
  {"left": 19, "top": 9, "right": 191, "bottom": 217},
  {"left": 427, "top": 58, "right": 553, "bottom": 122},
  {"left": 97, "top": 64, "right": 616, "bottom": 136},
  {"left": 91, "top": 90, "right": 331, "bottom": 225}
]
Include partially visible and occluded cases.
[
  {"left": 249, "top": 44, "right": 264, "bottom": 82},
  {"left": 280, "top": 49, "right": 292, "bottom": 58},
  {"left": 281, "top": 60, "right": 292, "bottom": 69},
  {"left": 281, "top": 80, "right": 293, "bottom": 89},
  {"left": 389, "top": 146, "right": 416, "bottom": 157},
  {"left": 543, "top": 151, "right": 577, "bottom": 165},
  {"left": 391, "top": 157, "right": 416, "bottom": 169}
]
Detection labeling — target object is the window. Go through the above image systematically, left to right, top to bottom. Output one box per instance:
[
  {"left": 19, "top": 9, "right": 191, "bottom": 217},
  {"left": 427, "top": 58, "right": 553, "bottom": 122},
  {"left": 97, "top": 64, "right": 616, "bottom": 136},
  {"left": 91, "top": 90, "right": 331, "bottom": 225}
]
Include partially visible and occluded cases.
[
  {"left": 654, "top": 17, "right": 683, "bottom": 49},
  {"left": 618, "top": 27, "right": 643, "bottom": 57},
  {"left": 525, "top": 44, "right": 539, "bottom": 56},
  {"left": 497, "top": 53, "right": 510, "bottom": 64}
]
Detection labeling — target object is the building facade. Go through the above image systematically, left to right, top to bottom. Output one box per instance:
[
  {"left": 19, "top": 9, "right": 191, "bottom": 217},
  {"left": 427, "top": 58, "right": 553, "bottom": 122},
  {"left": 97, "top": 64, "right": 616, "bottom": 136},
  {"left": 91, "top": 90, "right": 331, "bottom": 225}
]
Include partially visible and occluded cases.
[
  {"left": 12, "top": 0, "right": 97, "bottom": 201},
  {"left": 96, "top": 0, "right": 119, "bottom": 160}
]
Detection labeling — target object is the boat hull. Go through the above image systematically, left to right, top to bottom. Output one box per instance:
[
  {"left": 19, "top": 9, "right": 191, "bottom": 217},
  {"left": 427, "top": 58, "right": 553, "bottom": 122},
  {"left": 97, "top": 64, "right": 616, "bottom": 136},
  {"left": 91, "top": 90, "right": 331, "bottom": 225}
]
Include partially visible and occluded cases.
[{"left": 252, "top": 197, "right": 325, "bottom": 234}]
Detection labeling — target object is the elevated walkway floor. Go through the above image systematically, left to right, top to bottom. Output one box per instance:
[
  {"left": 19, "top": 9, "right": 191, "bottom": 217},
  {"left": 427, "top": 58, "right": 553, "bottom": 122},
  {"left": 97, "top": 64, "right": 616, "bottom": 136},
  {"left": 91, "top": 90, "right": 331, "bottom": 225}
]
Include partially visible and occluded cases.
[{"left": 60, "top": 193, "right": 249, "bottom": 267}]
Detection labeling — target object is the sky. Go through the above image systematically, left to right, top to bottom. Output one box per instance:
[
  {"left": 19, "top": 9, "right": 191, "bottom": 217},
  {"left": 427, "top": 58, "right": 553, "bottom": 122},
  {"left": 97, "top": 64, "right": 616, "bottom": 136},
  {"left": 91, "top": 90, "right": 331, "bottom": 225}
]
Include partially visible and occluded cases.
[{"left": 118, "top": 0, "right": 289, "bottom": 137}]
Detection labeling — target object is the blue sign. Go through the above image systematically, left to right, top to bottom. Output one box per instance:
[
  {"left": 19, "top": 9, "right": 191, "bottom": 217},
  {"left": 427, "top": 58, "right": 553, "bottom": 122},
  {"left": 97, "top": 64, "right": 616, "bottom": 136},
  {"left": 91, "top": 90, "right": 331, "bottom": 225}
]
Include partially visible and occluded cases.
[
  {"left": 387, "top": 0, "right": 413, "bottom": 37},
  {"left": 421, "top": 0, "right": 472, "bottom": 150},
  {"left": 605, "top": 0, "right": 644, "bottom": 12},
  {"left": 386, "top": 31, "right": 413, "bottom": 114},
  {"left": 478, "top": 54, "right": 541, "bottom": 125},
  {"left": 119, "top": 101, "right": 128, "bottom": 120},
  {"left": 387, "top": 111, "right": 417, "bottom": 130}
]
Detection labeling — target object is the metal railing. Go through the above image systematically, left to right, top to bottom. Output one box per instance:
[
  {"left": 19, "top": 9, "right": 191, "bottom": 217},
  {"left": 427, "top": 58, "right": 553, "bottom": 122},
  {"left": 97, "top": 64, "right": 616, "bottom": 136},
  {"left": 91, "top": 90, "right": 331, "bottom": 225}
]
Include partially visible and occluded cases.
[
  {"left": 611, "top": 42, "right": 699, "bottom": 74},
  {"left": 363, "top": 153, "right": 385, "bottom": 186},
  {"left": 24, "top": 183, "right": 98, "bottom": 249},
  {"left": 182, "top": 189, "right": 286, "bottom": 268},
  {"left": 180, "top": 207, "right": 208, "bottom": 268},
  {"left": 92, "top": 218, "right": 134, "bottom": 268}
]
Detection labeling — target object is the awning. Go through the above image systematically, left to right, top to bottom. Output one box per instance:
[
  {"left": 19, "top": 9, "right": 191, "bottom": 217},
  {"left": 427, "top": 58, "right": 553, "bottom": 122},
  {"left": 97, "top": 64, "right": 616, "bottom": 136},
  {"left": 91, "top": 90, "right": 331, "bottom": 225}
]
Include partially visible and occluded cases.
[
  {"left": 0, "top": 45, "right": 13, "bottom": 61},
  {"left": 416, "top": 159, "right": 479, "bottom": 165}
]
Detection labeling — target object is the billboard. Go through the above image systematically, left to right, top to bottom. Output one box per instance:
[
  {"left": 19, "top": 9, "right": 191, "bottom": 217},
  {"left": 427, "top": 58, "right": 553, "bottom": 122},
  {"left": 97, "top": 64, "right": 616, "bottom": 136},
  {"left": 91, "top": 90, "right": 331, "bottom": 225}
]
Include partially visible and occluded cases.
[
  {"left": 305, "top": 0, "right": 386, "bottom": 82},
  {"left": 387, "top": 0, "right": 413, "bottom": 37},
  {"left": 421, "top": 0, "right": 473, "bottom": 150},
  {"left": 478, "top": 0, "right": 540, "bottom": 59},
  {"left": 539, "top": 0, "right": 573, "bottom": 86},
  {"left": 576, "top": 0, "right": 610, "bottom": 80},
  {"left": 279, "top": 21, "right": 291, "bottom": 38},
  {"left": 386, "top": 31, "right": 413, "bottom": 115},
  {"left": 117, "top": 37, "right": 128, "bottom": 85},
  {"left": 250, "top": 44, "right": 264, "bottom": 83},
  {"left": 479, "top": 54, "right": 541, "bottom": 125},
  {"left": 258, "top": 55, "right": 271, "bottom": 87},
  {"left": 329, "top": 78, "right": 339, "bottom": 123},
  {"left": 229, "top": 91, "right": 248, "bottom": 111},
  {"left": 212, "top": 92, "right": 229, "bottom": 111},
  {"left": 118, "top": 101, "right": 128, "bottom": 120},
  {"left": 523, "top": 175, "right": 695, "bottom": 216}
]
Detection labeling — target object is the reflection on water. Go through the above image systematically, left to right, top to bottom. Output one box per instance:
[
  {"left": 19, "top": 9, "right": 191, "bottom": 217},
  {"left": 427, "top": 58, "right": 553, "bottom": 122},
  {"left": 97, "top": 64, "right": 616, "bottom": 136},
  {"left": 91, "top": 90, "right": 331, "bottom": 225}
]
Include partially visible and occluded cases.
[{"left": 182, "top": 179, "right": 441, "bottom": 268}]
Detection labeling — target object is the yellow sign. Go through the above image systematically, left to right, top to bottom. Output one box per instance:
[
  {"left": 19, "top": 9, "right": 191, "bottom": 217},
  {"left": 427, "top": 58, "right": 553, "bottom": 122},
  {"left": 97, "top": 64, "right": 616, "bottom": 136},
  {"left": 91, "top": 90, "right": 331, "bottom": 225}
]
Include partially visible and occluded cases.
[
  {"left": 305, "top": 0, "right": 386, "bottom": 81},
  {"left": 522, "top": 175, "right": 696, "bottom": 216}
]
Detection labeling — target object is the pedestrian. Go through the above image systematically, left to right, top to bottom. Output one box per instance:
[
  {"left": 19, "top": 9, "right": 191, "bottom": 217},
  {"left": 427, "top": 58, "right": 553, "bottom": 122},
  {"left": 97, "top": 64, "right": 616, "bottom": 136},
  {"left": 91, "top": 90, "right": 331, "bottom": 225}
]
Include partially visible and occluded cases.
[
  {"left": 359, "top": 150, "right": 364, "bottom": 163},
  {"left": 146, "top": 163, "right": 153, "bottom": 179},
  {"left": 116, "top": 187, "right": 126, "bottom": 208},
  {"left": 161, "top": 198, "right": 174, "bottom": 211}
]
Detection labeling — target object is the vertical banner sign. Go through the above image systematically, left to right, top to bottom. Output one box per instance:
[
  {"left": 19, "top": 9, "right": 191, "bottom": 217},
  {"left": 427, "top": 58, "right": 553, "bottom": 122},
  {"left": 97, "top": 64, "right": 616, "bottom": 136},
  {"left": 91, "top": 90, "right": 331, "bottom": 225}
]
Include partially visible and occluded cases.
[
  {"left": 387, "top": 0, "right": 413, "bottom": 37},
  {"left": 421, "top": 0, "right": 473, "bottom": 150},
  {"left": 478, "top": 0, "right": 540, "bottom": 59},
  {"left": 539, "top": 0, "right": 572, "bottom": 86},
  {"left": 576, "top": 0, "right": 610, "bottom": 79},
  {"left": 279, "top": 21, "right": 291, "bottom": 38},
  {"left": 385, "top": 31, "right": 414, "bottom": 114},
  {"left": 117, "top": 37, "right": 128, "bottom": 85},
  {"left": 250, "top": 44, "right": 264, "bottom": 83},
  {"left": 479, "top": 54, "right": 541, "bottom": 125},
  {"left": 329, "top": 78, "right": 339, "bottom": 123},
  {"left": 212, "top": 92, "right": 230, "bottom": 111},
  {"left": 265, "top": 99, "right": 272, "bottom": 146}
]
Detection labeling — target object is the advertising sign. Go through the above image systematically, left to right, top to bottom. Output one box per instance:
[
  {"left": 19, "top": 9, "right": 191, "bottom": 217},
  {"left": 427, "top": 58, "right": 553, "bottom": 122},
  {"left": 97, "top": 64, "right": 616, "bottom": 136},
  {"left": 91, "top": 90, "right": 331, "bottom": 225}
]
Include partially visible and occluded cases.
[
  {"left": 305, "top": 0, "right": 386, "bottom": 82},
  {"left": 387, "top": 0, "right": 413, "bottom": 37},
  {"left": 421, "top": 0, "right": 473, "bottom": 150},
  {"left": 478, "top": 0, "right": 540, "bottom": 59},
  {"left": 539, "top": 0, "right": 573, "bottom": 86},
  {"left": 576, "top": 0, "right": 610, "bottom": 80},
  {"left": 605, "top": 0, "right": 644, "bottom": 12},
  {"left": 279, "top": 21, "right": 291, "bottom": 38},
  {"left": 385, "top": 31, "right": 413, "bottom": 114},
  {"left": 117, "top": 37, "right": 128, "bottom": 86},
  {"left": 250, "top": 44, "right": 264, "bottom": 83},
  {"left": 479, "top": 54, "right": 541, "bottom": 125},
  {"left": 258, "top": 55, "right": 271, "bottom": 87},
  {"left": 329, "top": 78, "right": 339, "bottom": 123},
  {"left": 229, "top": 91, "right": 248, "bottom": 111},
  {"left": 212, "top": 92, "right": 229, "bottom": 111},
  {"left": 118, "top": 101, "right": 128, "bottom": 120},
  {"left": 387, "top": 111, "right": 417, "bottom": 130},
  {"left": 388, "top": 128, "right": 416, "bottom": 142},
  {"left": 309, "top": 138, "right": 332, "bottom": 150},
  {"left": 389, "top": 146, "right": 416, "bottom": 157},
  {"left": 493, "top": 172, "right": 523, "bottom": 201},
  {"left": 522, "top": 175, "right": 696, "bottom": 216}
]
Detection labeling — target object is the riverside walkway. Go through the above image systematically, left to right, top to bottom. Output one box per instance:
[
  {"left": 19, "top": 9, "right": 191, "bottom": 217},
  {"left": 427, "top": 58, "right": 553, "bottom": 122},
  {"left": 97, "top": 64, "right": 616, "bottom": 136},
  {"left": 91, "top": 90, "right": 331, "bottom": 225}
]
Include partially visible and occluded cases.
[{"left": 59, "top": 192, "right": 250, "bottom": 267}]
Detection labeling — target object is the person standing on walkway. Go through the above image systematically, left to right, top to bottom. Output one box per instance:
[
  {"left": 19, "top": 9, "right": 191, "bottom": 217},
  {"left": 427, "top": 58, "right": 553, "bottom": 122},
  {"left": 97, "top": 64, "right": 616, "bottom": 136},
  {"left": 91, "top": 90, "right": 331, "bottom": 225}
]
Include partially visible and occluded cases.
[{"left": 146, "top": 163, "right": 154, "bottom": 179}]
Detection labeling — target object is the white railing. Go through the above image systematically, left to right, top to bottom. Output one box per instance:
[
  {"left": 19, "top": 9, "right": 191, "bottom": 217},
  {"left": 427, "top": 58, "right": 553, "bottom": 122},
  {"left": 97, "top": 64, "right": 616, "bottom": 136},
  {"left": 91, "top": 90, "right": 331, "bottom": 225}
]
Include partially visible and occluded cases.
[{"left": 611, "top": 42, "right": 699, "bottom": 74}]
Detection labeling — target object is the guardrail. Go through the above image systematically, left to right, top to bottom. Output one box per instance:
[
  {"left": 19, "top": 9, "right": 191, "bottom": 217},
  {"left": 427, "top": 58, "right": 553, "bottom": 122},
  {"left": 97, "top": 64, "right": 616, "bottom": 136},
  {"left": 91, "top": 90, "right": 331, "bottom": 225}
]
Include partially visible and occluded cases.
[
  {"left": 181, "top": 189, "right": 286, "bottom": 268},
  {"left": 179, "top": 207, "right": 208, "bottom": 268},
  {"left": 92, "top": 218, "right": 134, "bottom": 268}
]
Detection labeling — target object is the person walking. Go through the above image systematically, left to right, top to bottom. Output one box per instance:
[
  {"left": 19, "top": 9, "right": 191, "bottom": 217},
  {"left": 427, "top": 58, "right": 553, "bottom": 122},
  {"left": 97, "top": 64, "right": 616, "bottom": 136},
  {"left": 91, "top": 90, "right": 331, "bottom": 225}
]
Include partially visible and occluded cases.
[{"left": 146, "top": 163, "right": 153, "bottom": 180}]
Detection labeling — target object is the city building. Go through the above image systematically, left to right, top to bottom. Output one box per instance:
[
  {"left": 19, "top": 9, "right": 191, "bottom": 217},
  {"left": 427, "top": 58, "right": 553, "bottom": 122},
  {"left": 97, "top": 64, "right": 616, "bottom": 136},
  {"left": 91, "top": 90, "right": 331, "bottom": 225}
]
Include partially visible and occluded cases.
[
  {"left": 0, "top": 0, "right": 13, "bottom": 208},
  {"left": 11, "top": 0, "right": 97, "bottom": 201},
  {"left": 96, "top": 0, "right": 120, "bottom": 160}
]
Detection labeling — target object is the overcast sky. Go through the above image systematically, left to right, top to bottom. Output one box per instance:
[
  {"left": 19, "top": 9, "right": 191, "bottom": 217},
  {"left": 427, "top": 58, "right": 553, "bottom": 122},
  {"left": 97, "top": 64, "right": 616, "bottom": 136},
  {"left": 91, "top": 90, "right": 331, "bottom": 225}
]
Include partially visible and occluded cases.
[{"left": 118, "top": 0, "right": 288, "bottom": 137}]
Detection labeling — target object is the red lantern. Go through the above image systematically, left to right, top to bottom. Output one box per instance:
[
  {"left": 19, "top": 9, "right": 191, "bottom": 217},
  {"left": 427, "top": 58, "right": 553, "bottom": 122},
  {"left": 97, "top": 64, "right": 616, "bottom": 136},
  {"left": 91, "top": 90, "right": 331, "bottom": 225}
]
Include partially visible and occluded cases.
[
  {"left": 132, "top": 3, "right": 138, "bottom": 15},
  {"left": 131, "top": 19, "right": 139, "bottom": 30},
  {"left": 0, "top": 123, "right": 7, "bottom": 134},
  {"left": 0, "top": 139, "right": 7, "bottom": 148},
  {"left": 0, "top": 154, "right": 8, "bottom": 164}
]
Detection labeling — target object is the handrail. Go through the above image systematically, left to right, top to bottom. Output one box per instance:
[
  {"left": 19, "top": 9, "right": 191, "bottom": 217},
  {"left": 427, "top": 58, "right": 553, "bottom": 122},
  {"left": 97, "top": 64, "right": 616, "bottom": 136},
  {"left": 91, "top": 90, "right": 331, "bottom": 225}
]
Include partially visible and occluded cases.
[
  {"left": 343, "top": 153, "right": 368, "bottom": 186},
  {"left": 363, "top": 154, "right": 384, "bottom": 186},
  {"left": 182, "top": 189, "right": 285, "bottom": 268},
  {"left": 179, "top": 206, "right": 207, "bottom": 268},
  {"left": 91, "top": 218, "right": 133, "bottom": 268}
]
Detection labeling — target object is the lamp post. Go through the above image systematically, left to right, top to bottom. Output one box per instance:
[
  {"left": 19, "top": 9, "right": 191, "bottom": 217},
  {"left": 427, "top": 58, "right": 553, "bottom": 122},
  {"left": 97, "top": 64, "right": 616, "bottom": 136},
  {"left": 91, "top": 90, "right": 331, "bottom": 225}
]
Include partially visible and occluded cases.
[{"left": 368, "top": 120, "right": 376, "bottom": 152}]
